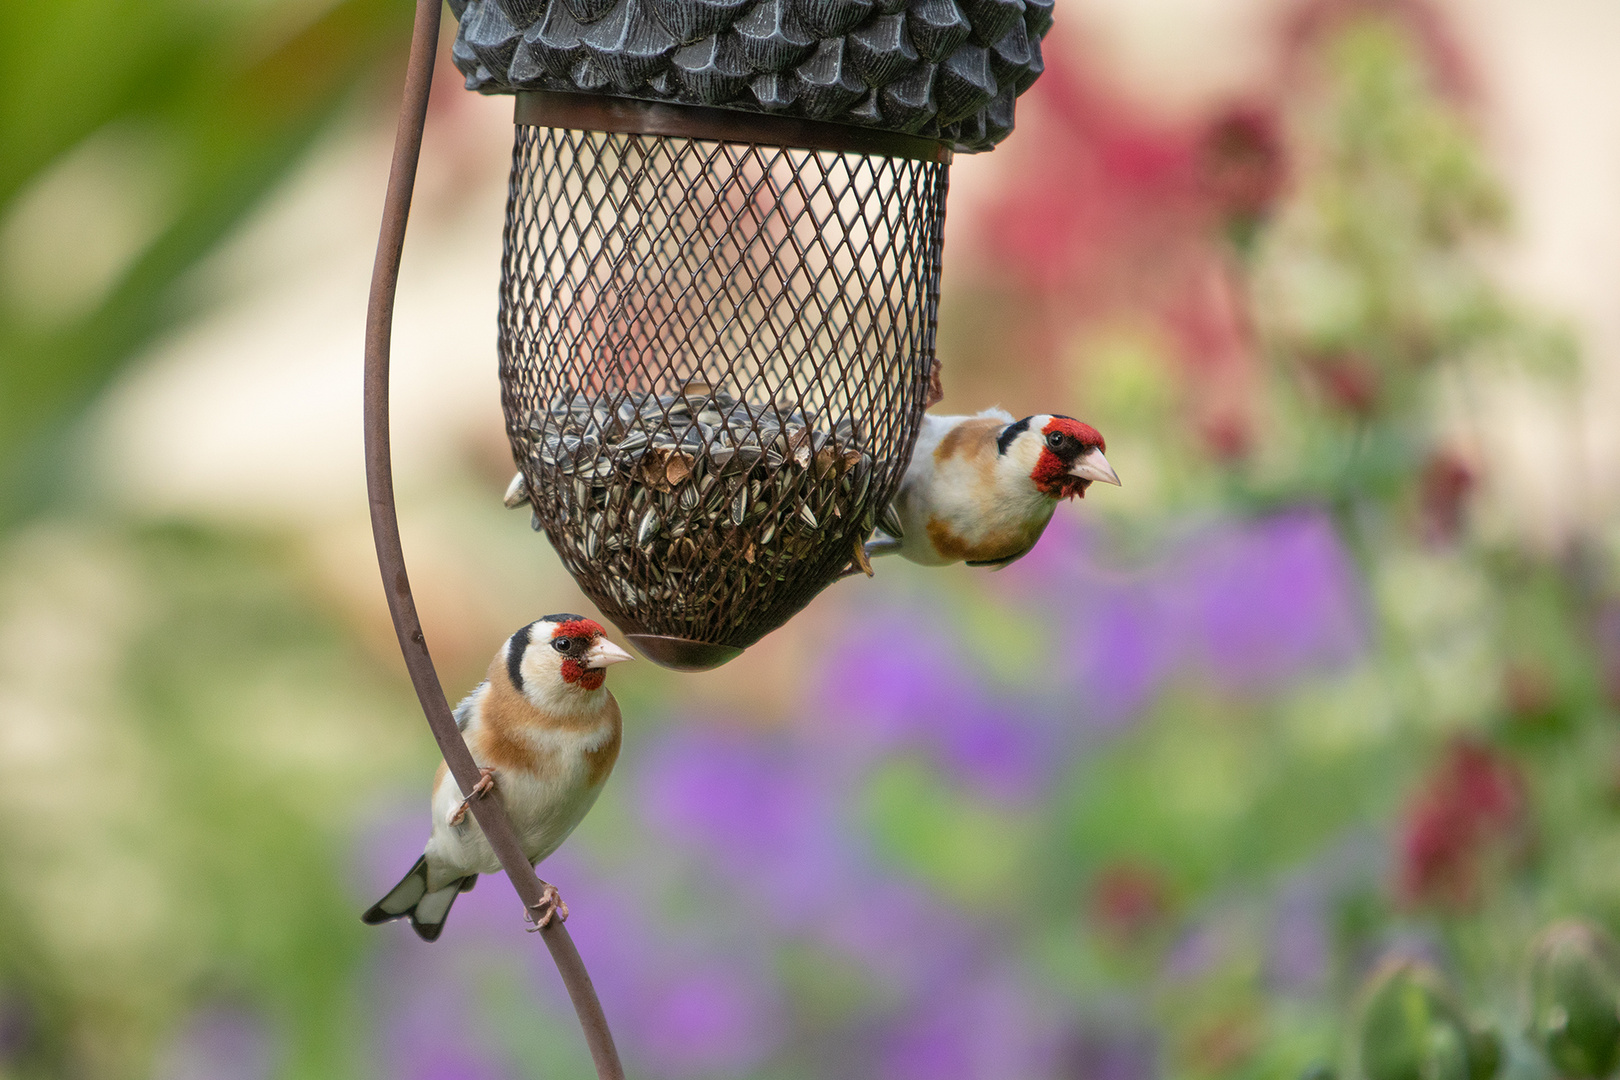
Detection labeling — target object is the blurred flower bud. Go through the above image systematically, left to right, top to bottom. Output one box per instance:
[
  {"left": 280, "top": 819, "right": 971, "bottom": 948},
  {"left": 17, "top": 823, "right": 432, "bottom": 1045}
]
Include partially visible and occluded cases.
[
  {"left": 1200, "top": 104, "right": 1287, "bottom": 254},
  {"left": 1302, "top": 348, "right": 1382, "bottom": 418},
  {"left": 1201, "top": 413, "right": 1253, "bottom": 463},
  {"left": 1418, "top": 450, "right": 1475, "bottom": 546},
  {"left": 1593, "top": 604, "right": 1620, "bottom": 711},
  {"left": 1399, "top": 738, "right": 1528, "bottom": 910},
  {"left": 1088, "top": 861, "right": 1172, "bottom": 945},
  {"left": 1527, "top": 920, "right": 1620, "bottom": 1078},
  {"left": 1357, "top": 960, "right": 1499, "bottom": 1080},
  {"left": 0, "top": 993, "right": 35, "bottom": 1066}
]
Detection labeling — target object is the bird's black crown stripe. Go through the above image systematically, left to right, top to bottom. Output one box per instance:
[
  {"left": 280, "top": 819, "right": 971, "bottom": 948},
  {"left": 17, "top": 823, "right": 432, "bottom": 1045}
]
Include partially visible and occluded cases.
[
  {"left": 997, "top": 417, "right": 1032, "bottom": 456},
  {"left": 541, "top": 612, "right": 586, "bottom": 625},
  {"left": 506, "top": 623, "right": 534, "bottom": 691}
]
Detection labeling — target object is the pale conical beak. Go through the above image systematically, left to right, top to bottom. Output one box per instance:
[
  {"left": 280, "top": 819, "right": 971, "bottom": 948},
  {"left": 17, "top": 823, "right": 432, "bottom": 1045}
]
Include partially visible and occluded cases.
[
  {"left": 1070, "top": 448, "right": 1121, "bottom": 486},
  {"left": 584, "top": 639, "right": 635, "bottom": 669}
]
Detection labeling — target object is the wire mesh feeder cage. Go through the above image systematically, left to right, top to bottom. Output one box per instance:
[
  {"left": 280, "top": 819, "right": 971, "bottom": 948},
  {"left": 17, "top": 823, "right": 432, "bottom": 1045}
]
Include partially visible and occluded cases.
[
  {"left": 463, "top": 0, "right": 1053, "bottom": 670},
  {"left": 500, "top": 110, "right": 947, "bottom": 669}
]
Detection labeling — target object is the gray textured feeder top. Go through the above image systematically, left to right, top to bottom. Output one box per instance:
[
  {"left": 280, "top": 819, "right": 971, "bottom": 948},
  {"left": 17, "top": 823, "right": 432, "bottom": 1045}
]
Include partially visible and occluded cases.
[{"left": 448, "top": 0, "right": 1051, "bottom": 152}]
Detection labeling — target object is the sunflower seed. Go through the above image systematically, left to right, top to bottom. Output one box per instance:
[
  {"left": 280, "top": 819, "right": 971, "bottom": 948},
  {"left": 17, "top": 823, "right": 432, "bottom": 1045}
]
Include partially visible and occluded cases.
[
  {"left": 615, "top": 430, "right": 650, "bottom": 453},
  {"left": 851, "top": 466, "right": 872, "bottom": 505},
  {"left": 503, "top": 472, "right": 530, "bottom": 508},
  {"left": 731, "top": 486, "right": 749, "bottom": 525},
  {"left": 878, "top": 502, "right": 904, "bottom": 538},
  {"left": 638, "top": 508, "right": 660, "bottom": 545}
]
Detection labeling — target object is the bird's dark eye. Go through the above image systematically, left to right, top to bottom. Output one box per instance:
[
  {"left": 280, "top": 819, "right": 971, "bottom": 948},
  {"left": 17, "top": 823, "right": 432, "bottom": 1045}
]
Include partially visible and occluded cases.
[
  {"left": 1046, "top": 432, "right": 1066, "bottom": 451},
  {"left": 551, "top": 637, "right": 572, "bottom": 653}
]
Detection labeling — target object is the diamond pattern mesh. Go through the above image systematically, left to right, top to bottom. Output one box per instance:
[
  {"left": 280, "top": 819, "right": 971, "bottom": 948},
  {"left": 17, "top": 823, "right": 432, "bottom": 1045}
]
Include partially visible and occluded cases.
[{"left": 500, "top": 123, "right": 948, "bottom": 648}]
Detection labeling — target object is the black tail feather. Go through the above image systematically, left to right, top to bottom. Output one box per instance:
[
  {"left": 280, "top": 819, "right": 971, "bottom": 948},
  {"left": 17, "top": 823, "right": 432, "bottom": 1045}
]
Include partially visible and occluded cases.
[{"left": 362, "top": 856, "right": 476, "bottom": 942}]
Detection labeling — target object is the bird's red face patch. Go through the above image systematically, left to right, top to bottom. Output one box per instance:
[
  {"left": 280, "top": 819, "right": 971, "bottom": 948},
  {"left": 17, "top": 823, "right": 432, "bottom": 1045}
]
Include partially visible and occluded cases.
[
  {"left": 1031, "top": 417, "right": 1106, "bottom": 500},
  {"left": 553, "top": 618, "right": 605, "bottom": 641},
  {"left": 553, "top": 619, "right": 607, "bottom": 690}
]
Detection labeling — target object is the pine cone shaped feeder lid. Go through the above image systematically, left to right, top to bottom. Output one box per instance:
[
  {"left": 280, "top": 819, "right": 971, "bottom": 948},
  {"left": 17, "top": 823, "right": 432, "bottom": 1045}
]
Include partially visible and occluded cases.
[
  {"left": 449, "top": 0, "right": 1051, "bottom": 151},
  {"left": 466, "top": 0, "right": 1051, "bottom": 670}
]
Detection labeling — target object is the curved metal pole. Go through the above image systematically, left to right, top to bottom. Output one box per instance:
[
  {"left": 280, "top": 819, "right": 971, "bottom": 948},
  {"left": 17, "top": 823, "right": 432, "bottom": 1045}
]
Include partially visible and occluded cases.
[{"left": 362, "top": 4, "right": 626, "bottom": 1077}]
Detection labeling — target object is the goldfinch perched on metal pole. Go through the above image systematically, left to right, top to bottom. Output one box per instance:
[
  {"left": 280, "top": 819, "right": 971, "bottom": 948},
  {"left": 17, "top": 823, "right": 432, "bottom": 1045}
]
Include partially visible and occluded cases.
[
  {"left": 867, "top": 410, "right": 1120, "bottom": 569},
  {"left": 364, "top": 615, "right": 633, "bottom": 941}
]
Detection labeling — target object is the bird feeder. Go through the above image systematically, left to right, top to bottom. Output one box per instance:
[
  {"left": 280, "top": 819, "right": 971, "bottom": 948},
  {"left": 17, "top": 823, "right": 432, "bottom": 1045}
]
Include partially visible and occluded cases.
[{"left": 458, "top": 0, "right": 1053, "bottom": 670}]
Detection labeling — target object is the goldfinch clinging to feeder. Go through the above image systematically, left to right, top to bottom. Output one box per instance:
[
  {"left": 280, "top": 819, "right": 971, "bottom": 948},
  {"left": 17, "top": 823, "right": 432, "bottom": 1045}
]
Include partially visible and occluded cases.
[
  {"left": 867, "top": 409, "right": 1120, "bottom": 568},
  {"left": 363, "top": 615, "right": 633, "bottom": 941}
]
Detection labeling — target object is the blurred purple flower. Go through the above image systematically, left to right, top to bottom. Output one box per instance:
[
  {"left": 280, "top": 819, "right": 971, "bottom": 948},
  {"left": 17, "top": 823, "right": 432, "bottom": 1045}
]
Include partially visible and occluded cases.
[
  {"left": 1012, "top": 510, "right": 1366, "bottom": 726},
  {"left": 1177, "top": 511, "right": 1365, "bottom": 688},
  {"left": 1066, "top": 586, "right": 1180, "bottom": 730},
  {"left": 816, "top": 614, "right": 969, "bottom": 752},
  {"left": 812, "top": 618, "right": 1066, "bottom": 801},
  {"left": 933, "top": 695, "right": 1065, "bottom": 802},
  {"left": 637, "top": 726, "right": 850, "bottom": 921},
  {"left": 532, "top": 852, "right": 789, "bottom": 1080},
  {"left": 819, "top": 876, "right": 980, "bottom": 991},
  {"left": 1268, "top": 883, "right": 1330, "bottom": 992},
  {"left": 1163, "top": 921, "right": 1227, "bottom": 981},
  {"left": 373, "top": 943, "right": 517, "bottom": 1080},
  {"left": 632, "top": 964, "right": 786, "bottom": 1078},
  {"left": 877, "top": 968, "right": 1063, "bottom": 1080},
  {"left": 0, "top": 995, "right": 33, "bottom": 1064},
  {"left": 156, "top": 1006, "right": 275, "bottom": 1080},
  {"left": 1055, "top": 1022, "right": 1159, "bottom": 1080},
  {"left": 403, "top": 1051, "right": 518, "bottom": 1080}
]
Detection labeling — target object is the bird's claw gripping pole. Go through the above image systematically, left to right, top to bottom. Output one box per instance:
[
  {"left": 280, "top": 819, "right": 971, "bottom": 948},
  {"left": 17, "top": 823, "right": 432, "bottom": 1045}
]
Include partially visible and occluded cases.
[{"left": 361, "top": 2, "right": 624, "bottom": 1076}]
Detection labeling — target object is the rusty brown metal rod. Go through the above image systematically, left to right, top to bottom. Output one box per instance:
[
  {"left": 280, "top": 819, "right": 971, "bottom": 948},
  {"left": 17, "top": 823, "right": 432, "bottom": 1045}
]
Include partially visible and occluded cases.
[{"left": 362, "top": 3, "right": 625, "bottom": 1077}]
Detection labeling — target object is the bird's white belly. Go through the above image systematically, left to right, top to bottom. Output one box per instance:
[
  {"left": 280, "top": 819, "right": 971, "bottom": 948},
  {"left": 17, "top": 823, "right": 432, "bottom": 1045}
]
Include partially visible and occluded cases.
[
  {"left": 896, "top": 462, "right": 1054, "bottom": 565},
  {"left": 424, "top": 739, "right": 609, "bottom": 882}
]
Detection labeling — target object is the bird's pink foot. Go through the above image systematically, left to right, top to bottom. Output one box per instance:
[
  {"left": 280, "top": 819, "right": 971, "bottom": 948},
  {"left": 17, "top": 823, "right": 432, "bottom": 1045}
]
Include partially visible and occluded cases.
[
  {"left": 449, "top": 767, "right": 496, "bottom": 826},
  {"left": 525, "top": 882, "right": 569, "bottom": 931}
]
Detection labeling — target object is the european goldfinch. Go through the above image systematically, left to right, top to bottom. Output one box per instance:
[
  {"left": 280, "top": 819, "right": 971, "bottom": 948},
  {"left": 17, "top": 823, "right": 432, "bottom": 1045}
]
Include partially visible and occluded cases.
[
  {"left": 868, "top": 410, "right": 1119, "bottom": 568},
  {"left": 363, "top": 615, "right": 633, "bottom": 941}
]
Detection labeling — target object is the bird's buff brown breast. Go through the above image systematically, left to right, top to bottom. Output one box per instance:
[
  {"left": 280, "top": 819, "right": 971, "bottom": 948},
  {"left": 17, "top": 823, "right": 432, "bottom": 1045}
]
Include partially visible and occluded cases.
[
  {"left": 925, "top": 516, "right": 1038, "bottom": 563},
  {"left": 470, "top": 667, "right": 623, "bottom": 788}
]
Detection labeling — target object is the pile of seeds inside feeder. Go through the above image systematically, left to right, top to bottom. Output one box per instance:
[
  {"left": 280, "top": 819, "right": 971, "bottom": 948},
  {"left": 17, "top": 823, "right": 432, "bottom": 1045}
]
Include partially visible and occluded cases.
[{"left": 505, "top": 380, "right": 896, "bottom": 607}]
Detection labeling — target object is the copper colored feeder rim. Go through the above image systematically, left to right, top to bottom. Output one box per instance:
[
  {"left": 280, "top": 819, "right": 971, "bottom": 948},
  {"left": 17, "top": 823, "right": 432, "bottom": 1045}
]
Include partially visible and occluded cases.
[
  {"left": 515, "top": 90, "right": 954, "bottom": 164},
  {"left": 626, "top": 634, "right": 746, "bottom": 672}
]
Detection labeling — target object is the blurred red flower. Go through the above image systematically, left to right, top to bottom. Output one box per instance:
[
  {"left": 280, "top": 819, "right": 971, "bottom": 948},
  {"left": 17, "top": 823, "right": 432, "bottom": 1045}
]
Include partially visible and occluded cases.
[
  {"left": 1199, "top": 104, "right": 1288, "bottom": 235},
  {"left": 1303, "top": 348, "right": 1383, "bottom": 417},
  {"left": 1418, "top": 449, "right": 1475, "bottom": 545},
  {"left": 1398, "top": 737, "right": 1528, "bottom": 909},
  {"left": 1089, "top": 861, "right": 1173, "bottom": 943}
]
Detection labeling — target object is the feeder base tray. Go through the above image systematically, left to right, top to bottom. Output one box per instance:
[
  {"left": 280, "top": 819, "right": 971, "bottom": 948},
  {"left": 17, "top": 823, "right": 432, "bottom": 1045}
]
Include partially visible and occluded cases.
[{"left": 627, "top": 635, "right": 746, "bottom": 672}]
